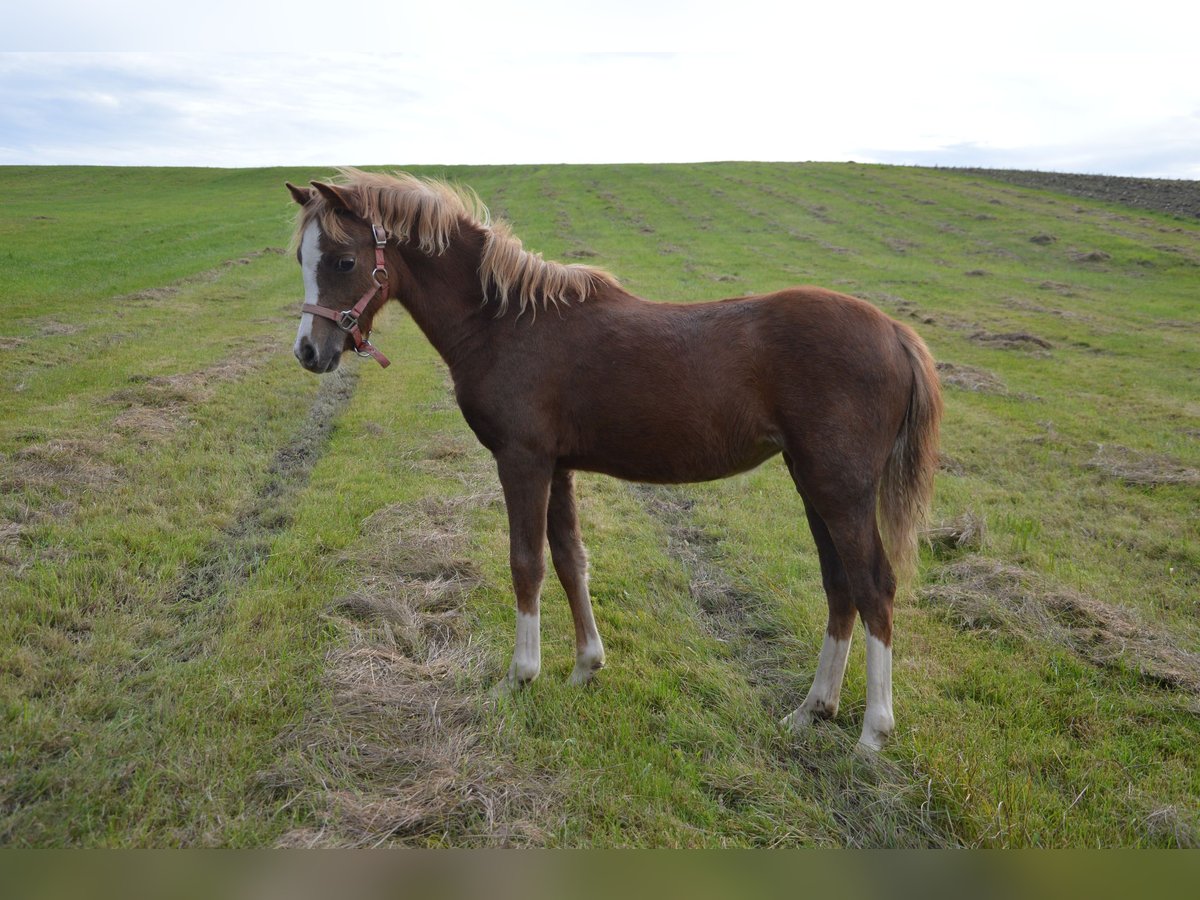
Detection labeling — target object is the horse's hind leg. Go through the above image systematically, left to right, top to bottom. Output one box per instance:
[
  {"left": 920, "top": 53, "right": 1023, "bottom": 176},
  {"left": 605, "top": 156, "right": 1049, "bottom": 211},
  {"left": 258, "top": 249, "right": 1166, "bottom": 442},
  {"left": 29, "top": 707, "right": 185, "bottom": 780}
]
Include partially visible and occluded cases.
[
  {"left": 783, "top": 455, "right": 897, "bottom": 750},
  {"left": 548, "top": 468, "right": 605, "bottom": 684},
  {"left": 781, "top": 496, "right": 857, "bottom": 729},
  {"left": 822, "top": 502, "right": 896, "bottom": 750}
]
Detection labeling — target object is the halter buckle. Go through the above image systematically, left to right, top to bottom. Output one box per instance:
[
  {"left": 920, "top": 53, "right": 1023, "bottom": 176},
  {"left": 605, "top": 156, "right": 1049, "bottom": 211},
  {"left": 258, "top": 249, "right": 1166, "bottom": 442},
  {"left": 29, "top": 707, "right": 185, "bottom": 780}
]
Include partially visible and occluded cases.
[
  {"left": 371, "top": 224, "right": 388, "bottom": 247},
  {"left": 337, "top": 310, "right": 359, "bottom": 332}
]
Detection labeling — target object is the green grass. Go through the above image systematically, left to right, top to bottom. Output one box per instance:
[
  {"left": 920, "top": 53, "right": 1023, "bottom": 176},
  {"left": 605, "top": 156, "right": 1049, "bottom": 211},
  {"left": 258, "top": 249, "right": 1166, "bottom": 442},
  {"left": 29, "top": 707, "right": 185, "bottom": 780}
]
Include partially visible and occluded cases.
[{"left": 1, "top": 162, "right": 1197, "bottom": 846}]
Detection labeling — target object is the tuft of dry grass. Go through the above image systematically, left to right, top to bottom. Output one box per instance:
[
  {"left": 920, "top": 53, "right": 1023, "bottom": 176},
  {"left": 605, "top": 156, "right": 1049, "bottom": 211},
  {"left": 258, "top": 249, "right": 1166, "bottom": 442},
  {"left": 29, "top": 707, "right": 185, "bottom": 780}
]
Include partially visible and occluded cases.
[
  {"left": 968, "top": 330, "right": 1053, "bottom": 352},
  {"left": 106, "top": 357, "right": 265, "bottom": 441},
  {"left": 936, "top": 361, "right": 1007, "bottom": 394},
  {"left": 2, "top": 438, "right": 120, "bottom": 493},
  {"left": 1086, "top": 444, "right": 1200, "bottom": 487},
  {"left": 266, "top": 489, "right": 556, "bottom": 847},
  {"left": 922, "top": 511, "right": 987, "bottom": 554},
  {"left": 922, "top": 557, "right": 1200, "bottom": 693},
  {"left": 1144, "top": 805, "right": 1200, "bottom": 848}
]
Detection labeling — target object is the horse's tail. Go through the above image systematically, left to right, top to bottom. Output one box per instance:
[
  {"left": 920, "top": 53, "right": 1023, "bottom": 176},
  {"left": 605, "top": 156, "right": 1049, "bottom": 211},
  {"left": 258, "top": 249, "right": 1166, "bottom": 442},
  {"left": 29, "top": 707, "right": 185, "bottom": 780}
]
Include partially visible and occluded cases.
[{"left": 879, "top": 322, "right": 943, "bottom": 587}]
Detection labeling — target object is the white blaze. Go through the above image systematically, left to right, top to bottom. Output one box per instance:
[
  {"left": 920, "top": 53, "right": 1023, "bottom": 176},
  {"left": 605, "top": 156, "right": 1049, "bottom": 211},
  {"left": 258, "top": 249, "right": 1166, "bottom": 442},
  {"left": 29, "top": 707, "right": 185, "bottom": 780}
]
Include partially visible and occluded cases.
[{"left": 294, "top": 219, "right": 322, "bottom": 351}]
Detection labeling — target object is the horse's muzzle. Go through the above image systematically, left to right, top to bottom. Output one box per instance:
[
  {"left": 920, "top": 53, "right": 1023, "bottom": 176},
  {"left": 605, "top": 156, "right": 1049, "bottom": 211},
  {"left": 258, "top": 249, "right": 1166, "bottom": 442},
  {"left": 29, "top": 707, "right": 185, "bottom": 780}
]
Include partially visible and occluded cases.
[{"left": 295, "top": 338, "right": 341, "bottom": 373}]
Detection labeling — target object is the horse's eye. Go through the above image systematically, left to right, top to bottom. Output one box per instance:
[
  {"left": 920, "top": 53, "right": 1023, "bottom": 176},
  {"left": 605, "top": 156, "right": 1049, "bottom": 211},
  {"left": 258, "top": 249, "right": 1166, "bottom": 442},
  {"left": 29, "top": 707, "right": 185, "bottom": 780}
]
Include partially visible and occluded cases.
[{"left": 335, "top": 256, "right": 356, "bottom": 273}]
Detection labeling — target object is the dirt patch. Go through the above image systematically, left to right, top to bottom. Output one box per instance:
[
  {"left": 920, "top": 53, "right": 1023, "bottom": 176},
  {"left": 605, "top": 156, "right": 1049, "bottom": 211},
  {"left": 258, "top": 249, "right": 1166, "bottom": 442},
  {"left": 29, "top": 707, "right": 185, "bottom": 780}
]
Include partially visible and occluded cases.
[
  {"left": 955, "top": 169, "right": 1200, "bottom": 221},
  {"left": 1029, "top": 234, "right": 1057, "bottom": 245},
  {"left": 969, "top": 330, "right": 1053, "bottom": 353},
  {"left": 0, "top": 337, "right": 28, "bottom": 350},
  {"left": 936, "top": 361, "right": 1008, "bottom": 394},
  {"left": 1086, "top": 445, "right": 1199, "bottom": 487},
  {"left": 267, "top": 489, "right": 555, "bottom": 848},
  {"left": 921, "top": 557, "right": 1200, "bottom": 693}
]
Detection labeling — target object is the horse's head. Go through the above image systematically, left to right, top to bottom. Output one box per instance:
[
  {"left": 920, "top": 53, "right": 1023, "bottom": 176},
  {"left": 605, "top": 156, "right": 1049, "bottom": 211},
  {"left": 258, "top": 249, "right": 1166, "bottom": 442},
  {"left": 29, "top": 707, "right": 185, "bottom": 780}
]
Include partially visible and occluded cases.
[{"left": 287, "top": 180, "right": 392, "bottom": 373}]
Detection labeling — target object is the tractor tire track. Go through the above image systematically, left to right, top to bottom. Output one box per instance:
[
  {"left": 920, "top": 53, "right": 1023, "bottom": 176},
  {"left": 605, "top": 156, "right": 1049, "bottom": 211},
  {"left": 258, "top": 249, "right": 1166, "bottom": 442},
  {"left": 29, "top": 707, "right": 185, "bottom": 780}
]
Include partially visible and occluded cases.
[
  {"left": 171, "top": 370, "right": 359, "bottom": 637},
  {"left": 631, "top": 482, "right": 962, "bottom": 848}
]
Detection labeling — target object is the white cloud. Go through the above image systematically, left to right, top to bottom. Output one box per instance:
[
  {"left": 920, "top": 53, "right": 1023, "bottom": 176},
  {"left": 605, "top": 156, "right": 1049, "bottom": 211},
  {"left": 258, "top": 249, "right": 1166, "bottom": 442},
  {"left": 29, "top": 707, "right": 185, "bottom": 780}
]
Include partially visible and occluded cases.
[{"left": 1, "top": 2, "right": 1198, "bottom": 176}]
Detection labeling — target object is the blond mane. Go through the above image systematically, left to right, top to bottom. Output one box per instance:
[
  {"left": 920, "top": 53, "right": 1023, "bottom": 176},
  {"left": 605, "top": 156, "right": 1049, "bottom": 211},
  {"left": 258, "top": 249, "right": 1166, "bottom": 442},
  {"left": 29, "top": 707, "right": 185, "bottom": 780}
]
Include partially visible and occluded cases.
[{"left": 293, "top": 169, "right": 618, "bottom": 317}]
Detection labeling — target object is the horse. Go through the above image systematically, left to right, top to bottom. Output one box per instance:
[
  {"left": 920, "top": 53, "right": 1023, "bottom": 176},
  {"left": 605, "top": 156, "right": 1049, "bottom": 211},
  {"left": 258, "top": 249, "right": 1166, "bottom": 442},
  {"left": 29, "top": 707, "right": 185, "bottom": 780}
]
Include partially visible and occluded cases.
[{"left": 285, "top": 169, "right": 942, "bottom": 751}]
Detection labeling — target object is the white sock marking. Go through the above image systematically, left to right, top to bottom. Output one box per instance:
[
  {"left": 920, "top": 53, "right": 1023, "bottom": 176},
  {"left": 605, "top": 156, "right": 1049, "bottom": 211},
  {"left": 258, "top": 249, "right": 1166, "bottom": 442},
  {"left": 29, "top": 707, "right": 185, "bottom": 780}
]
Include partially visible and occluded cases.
[
  {"left": 509, "top": 610, "right": 541, "bottom": 684},
  {"left": 860, "top": 626, "right": 895, "bottom": 750},
  {"left": 805, "top": 632, "right": 852, "bottom": 715}
]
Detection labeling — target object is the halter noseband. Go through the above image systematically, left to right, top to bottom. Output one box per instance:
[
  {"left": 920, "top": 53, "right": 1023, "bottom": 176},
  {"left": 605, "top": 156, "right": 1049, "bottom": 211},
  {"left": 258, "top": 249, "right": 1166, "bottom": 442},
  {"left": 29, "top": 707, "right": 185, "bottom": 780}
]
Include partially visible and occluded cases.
[{"left": 301, "top": 223, "right": 391, "bottom": 368}]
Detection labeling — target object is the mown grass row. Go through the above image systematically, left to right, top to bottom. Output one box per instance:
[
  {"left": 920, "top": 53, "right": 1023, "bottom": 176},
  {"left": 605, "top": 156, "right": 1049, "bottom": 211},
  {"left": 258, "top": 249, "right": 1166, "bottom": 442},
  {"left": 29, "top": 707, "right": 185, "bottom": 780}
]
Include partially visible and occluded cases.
[{"left": 1, "top": 163, "right": 1197, "bottom": 846}]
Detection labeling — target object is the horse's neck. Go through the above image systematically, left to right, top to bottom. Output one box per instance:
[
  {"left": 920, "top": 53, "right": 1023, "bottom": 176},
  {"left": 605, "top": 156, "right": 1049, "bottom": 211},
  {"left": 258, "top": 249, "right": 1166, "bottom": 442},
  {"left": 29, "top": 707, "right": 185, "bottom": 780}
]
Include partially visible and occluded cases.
[{"left": 398, "top": 239, "right": 489, "bottom": 369}]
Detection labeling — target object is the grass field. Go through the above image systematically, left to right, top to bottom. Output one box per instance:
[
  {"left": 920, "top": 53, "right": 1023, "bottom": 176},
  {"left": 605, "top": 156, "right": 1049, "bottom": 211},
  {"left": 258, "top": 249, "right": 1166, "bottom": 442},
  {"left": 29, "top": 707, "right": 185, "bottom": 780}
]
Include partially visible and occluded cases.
[{"left": 1, "top": 162, "right": 1197, "bottom": 847}]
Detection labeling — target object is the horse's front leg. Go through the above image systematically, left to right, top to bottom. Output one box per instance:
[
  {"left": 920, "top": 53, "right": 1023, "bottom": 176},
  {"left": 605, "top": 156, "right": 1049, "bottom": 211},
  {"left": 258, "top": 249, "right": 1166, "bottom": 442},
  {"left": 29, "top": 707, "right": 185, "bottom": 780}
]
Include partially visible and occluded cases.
[
  {"left": 496, "top": 453, "right": 553, "bottom": 691},
  {"left": 548, "top": 468, "right": 605, "bottom": 685}
]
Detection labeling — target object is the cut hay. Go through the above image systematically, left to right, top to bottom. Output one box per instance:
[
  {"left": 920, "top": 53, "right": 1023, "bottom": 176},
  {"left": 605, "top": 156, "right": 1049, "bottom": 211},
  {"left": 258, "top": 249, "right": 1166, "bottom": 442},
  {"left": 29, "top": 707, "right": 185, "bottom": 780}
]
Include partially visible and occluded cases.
[
  {"left": 1071, "top": 250, "right": 1112, "bottom": 263},
  {"left": 968, "top": 330, "right": 1053, "bottom": 352},
  {"left": 106, "top": 357, "right": 265, "bottom": 441},
  {"left": 936, "top": 361, "right": 1007, "bottom": 395},
  {"left": 2, "top": 438, "right": 120, "bottom": 493},
  {"left": 1086, "top": 444, "right": 1200, "bottom": 487},
  {"left": 266, "top": 477, "right": 556, "bottom": 847},
  {"left": 921, "top": 511, "right": 986, "bottom": 554},
  {"left": 921, "top": 557, "right": 1200, "bottom": 693},
  {"left": 1145, "top": 805, "right": 1200, "bottom": 849}
]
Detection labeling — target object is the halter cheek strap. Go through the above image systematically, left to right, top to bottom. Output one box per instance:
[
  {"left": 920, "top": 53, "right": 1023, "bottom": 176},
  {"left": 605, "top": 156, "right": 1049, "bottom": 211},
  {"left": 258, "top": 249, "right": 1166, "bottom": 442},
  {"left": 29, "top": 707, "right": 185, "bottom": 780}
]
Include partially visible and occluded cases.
[{"left": 301, "top": 223, "right": 392, "bottom": 368}]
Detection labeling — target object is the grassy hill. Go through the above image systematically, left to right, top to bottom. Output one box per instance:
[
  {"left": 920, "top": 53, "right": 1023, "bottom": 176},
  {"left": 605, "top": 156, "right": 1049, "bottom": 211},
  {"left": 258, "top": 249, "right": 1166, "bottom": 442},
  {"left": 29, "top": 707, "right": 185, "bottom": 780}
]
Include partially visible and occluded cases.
[{"left": 1, "top": 162, "right": 1197, "bottom": 847}]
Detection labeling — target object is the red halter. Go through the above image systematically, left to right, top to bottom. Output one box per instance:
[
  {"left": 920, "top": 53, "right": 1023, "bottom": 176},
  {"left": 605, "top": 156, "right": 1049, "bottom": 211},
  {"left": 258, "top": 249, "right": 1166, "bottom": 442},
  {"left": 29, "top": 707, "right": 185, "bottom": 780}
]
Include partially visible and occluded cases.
[{"left": 301, "top": 223, "right": 391, "bottom": 368}]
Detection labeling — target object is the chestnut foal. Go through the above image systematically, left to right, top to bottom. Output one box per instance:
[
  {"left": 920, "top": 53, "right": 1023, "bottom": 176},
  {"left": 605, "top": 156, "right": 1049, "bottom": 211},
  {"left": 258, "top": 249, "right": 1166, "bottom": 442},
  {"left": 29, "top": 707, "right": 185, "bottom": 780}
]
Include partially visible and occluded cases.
[{"left": 287, "top": 171, "right": 941, "bottom": 750}]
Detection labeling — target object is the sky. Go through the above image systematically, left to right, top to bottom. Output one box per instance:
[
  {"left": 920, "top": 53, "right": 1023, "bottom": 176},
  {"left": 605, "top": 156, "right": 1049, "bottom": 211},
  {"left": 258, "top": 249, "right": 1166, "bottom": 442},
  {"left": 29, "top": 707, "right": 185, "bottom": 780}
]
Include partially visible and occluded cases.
[{"left": 3, "top": 1, "right": 1198, "bottom": 177}]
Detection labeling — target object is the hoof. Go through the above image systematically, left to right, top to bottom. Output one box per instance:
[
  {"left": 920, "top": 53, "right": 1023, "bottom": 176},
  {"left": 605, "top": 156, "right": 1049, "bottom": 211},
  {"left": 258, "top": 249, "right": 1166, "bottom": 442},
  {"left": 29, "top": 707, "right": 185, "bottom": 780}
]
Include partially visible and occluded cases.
[
  {"left": 568, "top": 658, "right": 604, "bottom": 686},
  {"left": 492, "top": 662, "right": 539, "bottom": 697},
  {"left": 781, "top": 700, "right": 836, "bottom": 732},
  {"left": 780, "top": 709, "right": 815, "bottom": 732},
  {"left": 857, "top": 718, "right": 894, "bottom": 753},
  {"left": 855, "top": 735, "right": 885, "bottom": 755}
]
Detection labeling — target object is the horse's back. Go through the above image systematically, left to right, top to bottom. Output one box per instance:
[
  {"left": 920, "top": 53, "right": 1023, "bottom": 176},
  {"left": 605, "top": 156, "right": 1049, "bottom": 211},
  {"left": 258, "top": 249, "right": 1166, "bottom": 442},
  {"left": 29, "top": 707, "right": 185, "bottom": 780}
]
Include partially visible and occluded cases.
[{"left": 545, "top": 286, "right": 913, "bottom": 483}]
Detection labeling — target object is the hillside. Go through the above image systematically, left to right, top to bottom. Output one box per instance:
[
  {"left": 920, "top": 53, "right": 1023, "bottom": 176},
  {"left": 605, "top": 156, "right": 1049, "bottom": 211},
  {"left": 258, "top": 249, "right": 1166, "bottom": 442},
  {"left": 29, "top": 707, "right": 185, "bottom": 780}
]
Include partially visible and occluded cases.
[{"left": 1, "top": 162, "right": 1197, "bottom": 847}]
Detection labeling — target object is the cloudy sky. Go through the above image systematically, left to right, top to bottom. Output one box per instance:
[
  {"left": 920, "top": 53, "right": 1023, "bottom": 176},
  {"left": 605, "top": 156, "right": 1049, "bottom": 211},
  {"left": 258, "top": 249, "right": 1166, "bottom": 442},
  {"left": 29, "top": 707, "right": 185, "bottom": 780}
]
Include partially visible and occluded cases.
[{"left": 3, "top": 1, "right": 1198, "bottom": 177}]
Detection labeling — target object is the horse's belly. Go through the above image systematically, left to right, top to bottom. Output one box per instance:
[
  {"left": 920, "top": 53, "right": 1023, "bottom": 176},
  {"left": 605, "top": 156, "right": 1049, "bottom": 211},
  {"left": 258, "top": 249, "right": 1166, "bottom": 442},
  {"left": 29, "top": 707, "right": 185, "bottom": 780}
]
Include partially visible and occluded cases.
[{"left": 565, "top": 426, "right": 782, "bottom": 484}]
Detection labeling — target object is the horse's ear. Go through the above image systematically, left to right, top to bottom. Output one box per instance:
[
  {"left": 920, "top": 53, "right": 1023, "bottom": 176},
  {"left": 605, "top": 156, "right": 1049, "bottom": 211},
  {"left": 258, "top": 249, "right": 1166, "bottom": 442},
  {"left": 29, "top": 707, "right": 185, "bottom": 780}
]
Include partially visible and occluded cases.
[
  {"left": 286, "top": 181, "right": 314, "bottom": 206},
  {"left": 310, "top": 181, "right": 356, "bottom": 213}
]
